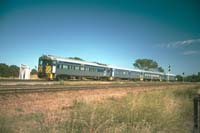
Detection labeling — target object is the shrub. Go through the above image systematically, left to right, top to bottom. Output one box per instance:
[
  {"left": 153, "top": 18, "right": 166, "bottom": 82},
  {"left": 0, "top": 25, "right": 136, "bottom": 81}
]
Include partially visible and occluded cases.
[{"left": 0, "top": 115, "right": 13, "bottom": 133}]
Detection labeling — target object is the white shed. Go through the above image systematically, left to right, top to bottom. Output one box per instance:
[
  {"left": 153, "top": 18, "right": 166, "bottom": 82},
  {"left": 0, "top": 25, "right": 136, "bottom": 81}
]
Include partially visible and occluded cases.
[{"left": 19, "top": 64, "right": 31, "bottom": 80}]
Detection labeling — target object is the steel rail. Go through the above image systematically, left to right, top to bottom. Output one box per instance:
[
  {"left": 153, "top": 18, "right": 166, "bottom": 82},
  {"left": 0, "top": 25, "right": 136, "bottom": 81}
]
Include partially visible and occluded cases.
[
  {"left": 0, "top": 83, "right": 187, "bottom": 94},
  {"left": 0, "top": 84, "right": 134, "bottom": 94}
]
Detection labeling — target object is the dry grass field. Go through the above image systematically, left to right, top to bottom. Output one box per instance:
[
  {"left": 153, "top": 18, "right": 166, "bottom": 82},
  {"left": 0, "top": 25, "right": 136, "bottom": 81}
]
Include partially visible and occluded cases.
[{"left": 0, "top": 82, "right": 200, "bottom": 133}]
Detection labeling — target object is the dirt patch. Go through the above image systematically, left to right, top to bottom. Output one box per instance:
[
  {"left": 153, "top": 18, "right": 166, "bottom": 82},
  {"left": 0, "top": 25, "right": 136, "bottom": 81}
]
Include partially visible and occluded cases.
[{"left": 30, "top": 74, "right": 39, "bottom": 80}]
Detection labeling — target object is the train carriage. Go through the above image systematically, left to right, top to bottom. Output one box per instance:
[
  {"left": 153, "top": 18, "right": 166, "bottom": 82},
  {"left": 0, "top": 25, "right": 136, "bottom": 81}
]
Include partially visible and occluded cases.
[
  {"left": 38, "top": 55, "right": 111, "bottom": 80},
  {"left": 109, "top": 66, "right": 142, "bottom": 80},
  {"left": 142, "top": 70, "right": 163, "bottom": 81},
  {"left": 165, "top": 73, "right": 176, "bottom": 81}
]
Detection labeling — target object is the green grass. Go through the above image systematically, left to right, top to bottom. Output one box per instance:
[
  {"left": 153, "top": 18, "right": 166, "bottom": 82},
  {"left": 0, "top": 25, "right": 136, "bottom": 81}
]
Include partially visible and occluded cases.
[{"left": 0, "top": 86, "right": 199, "bottom": 133}]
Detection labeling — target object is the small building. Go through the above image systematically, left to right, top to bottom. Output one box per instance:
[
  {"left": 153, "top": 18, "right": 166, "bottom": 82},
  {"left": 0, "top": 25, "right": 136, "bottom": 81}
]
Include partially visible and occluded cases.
[{"left": 19, "top": 64, "right": 30, "bottom": 80}]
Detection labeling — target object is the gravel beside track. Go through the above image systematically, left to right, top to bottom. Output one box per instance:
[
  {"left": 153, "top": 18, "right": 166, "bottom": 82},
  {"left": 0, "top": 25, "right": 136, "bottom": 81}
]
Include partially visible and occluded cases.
[{"left": 0, "top": 80, "right": 56, "bottom": 85}]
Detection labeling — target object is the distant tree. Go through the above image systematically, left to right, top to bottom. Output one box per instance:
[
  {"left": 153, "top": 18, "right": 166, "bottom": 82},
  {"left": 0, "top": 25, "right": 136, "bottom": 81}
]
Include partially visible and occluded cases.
[
  {"left": 69, "top": 57, "right": 84, "bottom": 61},
  {"left": 133, "top": 59, "right": 158, "bottom": 70},
  {"left": 0, "top": 63, "right": 10, "bottom": 77},
  {"left": 0, "top": 63, "right": 20, "bottom": 77},
  {"left": 9, "top": 65, "right": 19, "bottom": 77},
  {"left": 158, "top": 67, "right": 164, "bottom": 72},
  {"left": 31, "top": 69, "right": 38, "bottom": 75},
  {"left": 198, "top": 72, "right": 200, "bottom": 81},
  {"left": 176, "top": 73, "right": 200, "bottom": 82},
  {"left": 185, "top": 74, "right": 198, "bottom": 82},
  {"left": 176, "top": 75, "right": 183, "bottom": 81}
]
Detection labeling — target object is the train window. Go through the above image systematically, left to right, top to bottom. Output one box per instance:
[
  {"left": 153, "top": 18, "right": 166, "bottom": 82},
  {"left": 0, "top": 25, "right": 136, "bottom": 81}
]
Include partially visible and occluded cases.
[
  {"left": 39, "top": 60, "right": 43, "bottom": 65},
  {"left": 53, "top": 61, "right": 56, "bottom": 65},
  {"left": 57, "top": 64, "right": 60, "bottom": 69},
  {"left": 63, "top": 65, "right": 68, "bottom": 69},
  {"left": 75, "top": 66, "right": 79, "bottom": 70},
  {"left": 80, "top": 67, "right": 84, "bottom": 71},
  {"left": 85, "top": 67, "right": 89, "bottom": 71},
  {"left": 89, "top": 67, "right": 94, "bottom": 72},
  {"left": 97, "top": 68, "right": 104, "bottom": 72},
  {"left": 122, "top": 71, "right": 128, "bottom": 75}
]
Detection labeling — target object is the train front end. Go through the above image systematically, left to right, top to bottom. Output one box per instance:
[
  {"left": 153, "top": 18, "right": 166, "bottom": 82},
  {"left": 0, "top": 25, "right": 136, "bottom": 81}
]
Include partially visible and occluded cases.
[{"left": 38, "top": 55, "right": 54, "bottom": 80}]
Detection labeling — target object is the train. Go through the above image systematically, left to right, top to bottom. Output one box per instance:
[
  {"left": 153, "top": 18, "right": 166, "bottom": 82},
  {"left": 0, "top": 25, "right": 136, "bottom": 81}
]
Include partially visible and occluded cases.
[{"left": 38, "top": 55, "right": 176, "bottom": 81}]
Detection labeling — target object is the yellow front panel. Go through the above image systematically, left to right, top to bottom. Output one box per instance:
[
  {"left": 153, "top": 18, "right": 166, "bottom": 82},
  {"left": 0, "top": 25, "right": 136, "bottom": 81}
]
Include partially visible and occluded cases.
[
  {"left": 45, "top": 65, "right": 51, "bottom": 73},
  {"left": 49, "top": 73, "right": 53, "bottom": 80}
]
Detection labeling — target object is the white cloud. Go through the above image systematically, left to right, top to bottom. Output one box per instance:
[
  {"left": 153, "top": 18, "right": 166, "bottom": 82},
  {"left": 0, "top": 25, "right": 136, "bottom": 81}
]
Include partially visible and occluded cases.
[
  {"left": 157, "top": 38, "right": 200, "bottom": 48},
  {"left": 183, "top": 50, "right": 200, "bottom": 55}
]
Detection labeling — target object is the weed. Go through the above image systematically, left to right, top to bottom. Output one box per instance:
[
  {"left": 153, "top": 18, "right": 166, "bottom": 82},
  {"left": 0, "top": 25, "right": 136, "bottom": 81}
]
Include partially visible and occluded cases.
[
  {"left": 61, "top": 101, "right": 113, "bottom": 133},
  {"left": 15, "top": 107, "right": 24, "bottom": 112},
  {"left": 29, "top": 112, "right": 52, "bottom": 133},
  {"left": 0, "top": 115, "right": 13, "bottom": 133}
]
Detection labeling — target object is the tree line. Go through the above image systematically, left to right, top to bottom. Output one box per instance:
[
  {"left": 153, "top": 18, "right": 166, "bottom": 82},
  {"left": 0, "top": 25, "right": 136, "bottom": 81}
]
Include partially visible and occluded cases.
[
  {"left": 0, "top": 63, "right": 37, "bottom": 78},
  {"left": 176, "top": 73, "right": 200, "bottom": 82}
]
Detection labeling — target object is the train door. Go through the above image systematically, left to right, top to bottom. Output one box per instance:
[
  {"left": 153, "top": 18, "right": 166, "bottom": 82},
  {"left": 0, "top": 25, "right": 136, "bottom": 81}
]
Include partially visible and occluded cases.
[
  {"left": 52, "top": 60, "right": 57, "bottom": 79},
  {"left": 52, "top": 60, "right": 57, "bottom": 73},
  {"left": 103, "top": 68, "right": 107, "bottom": 76},
  {"left": 108, "top": 68, "right": 114, "bottom": 80},
  {"left": 140, "top": 72, "right": 144, "bottom": 81}
]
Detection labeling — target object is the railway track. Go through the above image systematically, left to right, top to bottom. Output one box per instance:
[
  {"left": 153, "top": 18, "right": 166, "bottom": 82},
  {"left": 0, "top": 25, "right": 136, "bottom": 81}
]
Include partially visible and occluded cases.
[
  {"left": 0, "top": 82, "right": 192, "bottom": 94},
  {"left": 0, "top": 84, "right": 134, "bottom": 94}
]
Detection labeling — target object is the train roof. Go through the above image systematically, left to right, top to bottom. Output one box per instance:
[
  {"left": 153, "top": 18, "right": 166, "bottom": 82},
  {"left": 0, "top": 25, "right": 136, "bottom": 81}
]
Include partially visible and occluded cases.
[
  {"left": 40, "top": 55, "right": 109, "bottom": 68},
  {"left": 108, "top": 65, "right": 142, "bottom": 72},
  {"left": 108, "top": 65, "right": 166, "bottom": 75},
  {"left": 142, "top": 70, "right": 165, "bottom": 75},
  {"left": 165, "top": 73, "right": 176, "bottom": 76}
]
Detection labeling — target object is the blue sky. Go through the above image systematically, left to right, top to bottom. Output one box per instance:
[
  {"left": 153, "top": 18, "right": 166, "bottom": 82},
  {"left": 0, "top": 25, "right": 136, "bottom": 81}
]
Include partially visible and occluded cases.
[{"left": 0, "top": 0, "right": 200, "bottom": 75}]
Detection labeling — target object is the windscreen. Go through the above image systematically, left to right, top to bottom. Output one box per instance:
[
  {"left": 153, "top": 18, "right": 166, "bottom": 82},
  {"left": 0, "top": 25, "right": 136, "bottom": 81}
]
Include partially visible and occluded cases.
[{"left": 39, "top": 58, "right": 52, "bottom": 66}]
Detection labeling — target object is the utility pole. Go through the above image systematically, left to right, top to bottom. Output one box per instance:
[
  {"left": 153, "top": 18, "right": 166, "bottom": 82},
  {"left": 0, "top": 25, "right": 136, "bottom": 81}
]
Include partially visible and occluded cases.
[
  {"left": 168, "top": 65, "right": 171, "bottom": 82},
  {"left": 182, "top": 72, "right": 185, "bottom": 82}
]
